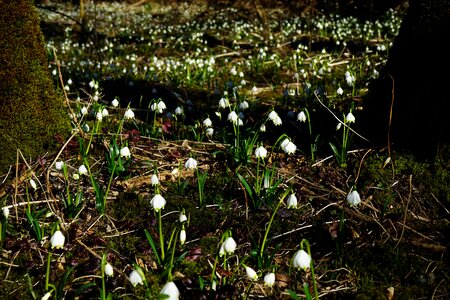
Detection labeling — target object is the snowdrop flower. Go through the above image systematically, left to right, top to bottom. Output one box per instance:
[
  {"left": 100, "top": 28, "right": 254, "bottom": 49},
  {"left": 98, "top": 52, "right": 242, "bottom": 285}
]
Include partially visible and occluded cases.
[
  {"left": 230, "top": 67, "right": 237, "bottom": 76},
  {"left": 345, "top": 71, "right": 355, "bottom": 86},
  {"left": 251, "top": 86, "right": 258, "bottom": 95},
  {"left": 337, "top": 87, "right": 344, "bottom": 95},
  {"left": 111, "top": 98, "right": 119, "bottom": 107},
  {"left": 218, "top": 98, "right": 229, "bottom": 108},
  {"left": 157, "top": 101, "right": 167, "bottom": 113},
  {"left": 239, "top": 101, "right": 249, "bottom": 110},
  {"left": 80, "top": 106, "right": 88, "bottom": 115},
  {"left": 174, "top": 106, "right": 183, "bottom": 115},
  {"left": 102, "top": 108, "right": 109, "bottom": 117},
  {"left": 124, "top": 108, "right": 135, "bottom": 120},
  {"left": 268, "top": 110, "right": 278, "bottom": 121},
  {"left": 96, "top": 111, "right": 103, "bottom": 121},
  {"left": 227, "top": 111, "right": 238, "bottom": 124},
  {"left": 297, "top": 111, "right": 307, "bottom": 122},
  {"left": 346, "top": 112, "right": 356, "bottom": 123},
  {"left": 271, "top": 115, "right": 281, "bottom": 126},
  {"left": 203, "top": 117, "right": 212, "bottom": 127},
  {"left": 336, "top": 122, "right": 342, "bottom": 131},
  {"left": 259, "top": 124, "right": 266, "bottom": 132},
  {"left": 206, "top": 127, "right": 214, "bottom": 137},
  {"left": 284, "top": 141, "right": 297, "bottom": 154},
  {"left": 120, "top": 146, "right": 131, "bottom": 159},
  {"left": 255, "top": 146, "right": 267, "bottom": 159},
  {"left": 185, "top": 157, "right": 197, "bottom": 170},
  {"left": 55, "top": 161, "right": 64, "bottom": 171},
  {"left": 78, "top": 165, "right": 88, "bottom": 176},
  {"left": 73, "top": 173, "right": 80, "bottom": 180},
  {"left": 150, "top": 174, "right": 159, "bottom": 185},
  {"left": 30, "top": 179, "right": 37, "bottom": 190},
  {"left": 347, "top": 190, "right": 361, "bottom": 206},
  {"left": 286, "top": 193, "right": 298, "bottom": 209},
  {"left": 150, "top": 194, "right": 166, "bottom": 212},
  {"left": 3, "top": 206, "right": 9, "bottom": 219},
  {"left": 179, "top": 212, "right": 187, "bottom": 223},
  {"left": 180, "top": 229, "right": 186, "bottom": 245},
  {"left": 50, "top": 230, "right": 65, "bottom": 249},
  {"left": 222, "top": 236, "right": 237, "bottom": 254},
  {"left": 292, "top": 249, "right": 311, "bottom": 270},
  {"left": 105, "top": 262, "right": 114, "bottom": 277},
  {"left": 245, "top": 266, "right": 258, "bottom": 281},
  {"left": 129, "top": 270, "right": 144, "bottom": 287},
  {"left": 264, "top": 273, "right": 276, "bottom": 287},
  {"left": 160, "top": 281, "right": 180, "bottom": 300},
  {"left": 41, "top": 291, "right": 52, "bottom": 300}
]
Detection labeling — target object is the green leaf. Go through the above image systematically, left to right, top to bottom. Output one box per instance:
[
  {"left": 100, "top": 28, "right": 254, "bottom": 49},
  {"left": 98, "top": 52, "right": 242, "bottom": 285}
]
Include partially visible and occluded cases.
[{"left": 144, "top": 229, "right": 161, "bottom": 265}]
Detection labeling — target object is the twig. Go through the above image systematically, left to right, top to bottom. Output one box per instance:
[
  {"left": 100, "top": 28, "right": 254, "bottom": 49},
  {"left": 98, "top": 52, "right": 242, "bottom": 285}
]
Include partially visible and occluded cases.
[{"left": 394, "top": 175, "right": 412, "bottom": 249}]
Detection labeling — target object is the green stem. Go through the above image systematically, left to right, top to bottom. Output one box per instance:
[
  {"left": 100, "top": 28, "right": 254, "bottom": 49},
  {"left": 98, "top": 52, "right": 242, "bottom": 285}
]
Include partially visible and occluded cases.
[
  {"left": 304, "top": 109, "right": 314, "bottom": 161},
  {"left": 86, "top": 120, "right": 99, "bottom": 156},
  {"left": 103, "top": 163, "right": 116, "bottom": 212},
  {"left": 196, "top": 168, "right": 203, "bottom": 206},
  {"left": 159, "top": 210, "right": 165, "bottom": 261},
  {"left": 167, "top": 229, "right": 178, "bottom": 282},
  {"left": 301, "top": 239, "right": 318, "bottom": 300},
  {"left": 45, "top": 250, "right": 52, "bottom": 291},
  {"left": 101, "top": 253, "right": 106, "bottom": 300}
]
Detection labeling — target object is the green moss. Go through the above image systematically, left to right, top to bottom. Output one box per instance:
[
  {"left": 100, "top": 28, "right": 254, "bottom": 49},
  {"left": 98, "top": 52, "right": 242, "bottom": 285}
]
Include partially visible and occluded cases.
[{"left": 0, "top": 0, "right": 70, "bottom": 172}]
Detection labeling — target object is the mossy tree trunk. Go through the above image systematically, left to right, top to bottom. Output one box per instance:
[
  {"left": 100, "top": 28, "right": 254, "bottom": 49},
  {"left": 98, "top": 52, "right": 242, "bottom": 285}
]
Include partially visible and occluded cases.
[{"left": 0, "top": 0, "right": 70, "bottom": 172}]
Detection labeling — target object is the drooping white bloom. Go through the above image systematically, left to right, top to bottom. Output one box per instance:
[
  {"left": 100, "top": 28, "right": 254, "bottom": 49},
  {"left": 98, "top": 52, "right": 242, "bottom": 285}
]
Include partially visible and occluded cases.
[
  {"left": 230, "top": 67, "right": 237, "bottom": 76},
  {"left": 345, "top": 71, "right": 355, "bottom": 86},
  {"left": 337, "top": 87, "right": 344, "bottom": 95},
  {"left": 111, "top": 98, "right": 119, "bottom": 107},
  {"left": 218, "top": 98, "right": 229, "bottom": 108},
  {"left": 157, "top": 101, "right": 167, "bottom": 113},
  {"left": 239, "top": 101, "right": 249, "bottom": 110},
  {"left": 80, "top": 106, "right": 88, "bottom": 115},
  {"left": 174, "top": 106, "right": 183, "bottom": 115},
  {"left": 102, "top": 108, "right": 109, "bottom": 117},
  {"left": 124, "top": 108, "right": 135, "bottom": 120},
  {"left": 96, "top": 111, "right": 103, "bottom": 121},
  {"left": 227, "top": 111, "right": 238, "bottom": 124},
  {"left": 268, "top": 111, "right": 278, "bottom": 121},
  {"left": 297, "top": 111, "right": 307, "bottom": 122},
  {"left": 346, "top": 112, "right": 356, "bottom": 123},
  {"left": 272, "top": 115, "right": 282, "bottom": 126},
  {"left": 203, "top": 118, "right": 212, "bottom": 127},
  {"left": 336, "top": 122, "right": 342, "bottom": 131},
  {"left": 259, "top": 124, "right": 266, "bottom": 132},
  {"left": 206, "top": 128, "right": 214, "bottom": 137},
  {"left": 281, "top": 139, "right": 297, "bottom": 155},
  {"left": 120, "top": 146, "right": 131, "bottom": 159},
  {"left": 255, "top": 146, "right": 267, "bottom": 159},
  {"left": 185, "top": 157, "right": 198, "bottom": 170},
  {"left": 55, "top": 161, "right": 64, "bottom": 171},
  {"left": 78, "top": 165, "right": 88, "bottom": 176},
  {"left": 73, "top": 173, "right": 80, "bottom": 180},
  {"left": 150, "top": 174, "right": 159, "bottom": 185},
  {"left": 30, "top": 179, "right": 37, "bottom": 190},
  {"left": 347, "top": 190, "right": 361, "bottom": 206},
  {"left": 286, "top": 193, "right": 298, "bottom": 209},
  {"left": 150, "top": 194, "right": 166, "bottom": 212},
  {"left": 3, "top": 206, "right": 10, "bottom": 219},
  {"left": 179, "top": 212, "right": 187, "bottom": 223},
  {"left": 180, "top": 229, "right": 186, "bottom": 245},
  {"left": 50, "top": 230, "right": 65, "bottom": 249},
  {"left": 222, "top": 237, "right": 237, "bottom": 254},
  {"left": 219, "top": 243, "right": 225, "bottom": 257},
  {"left": 292, "top": 249, "right": 311, "bottom": 270},
  {"left": 105, "top": 262, "right": 114, "bottom": 277},
  {"left": 245, "top": 266, "right": 258, "bottom": 281},
  {"left": 129, "top": 270, "right": 144, "bottom": 287},
  {"left": 264, "top": 272, "right": 276, "bottom": 287},
  {"left": 160, "top": 281, "right": 180, "bottom": 300},
  {"left": 41, "top": 291, "right": 52, "bottom": 300}
]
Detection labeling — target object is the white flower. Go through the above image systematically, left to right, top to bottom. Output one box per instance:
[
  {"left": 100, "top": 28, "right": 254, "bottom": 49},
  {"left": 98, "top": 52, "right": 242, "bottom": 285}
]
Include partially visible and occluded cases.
[
  {"left": 230, "top": 67, "right": 237, "bottom": 76},
  {"left": 345, "top": 71, "right": 355, "bottom": 86},
  {"left": 251, "top": 86, "right": 258, "bottom": 95},
  {"left": 337, "top": 87, "right": 343, "bottom": 95},
  {"left": 111, "top": 98, "right": 119, "bottom": 107},
  {"left": 218, "top": 98, "right": 229, "bottom": 108},
  {"left": 157, "top": 101, "right": 167, "bottom": 113},
  {"left": 239, "top": 101, "right": 249, "bottom": 110},
  {"left": 80, "top": 106, "right": 88, "bottom": 115},
  {"left": 174, "top": 106, "right": 183, "bottom": 115},
  {"left": 102, "top": 108, "right": 109, "bottom": 117},
  {"left": 124, "top": 108, "right": 135, "bottom": 120},
  {"left": 96, "top": 111, "right": 103, "bottom": 121},
  {"left": 227, "top": 111, "right": 238, "bottom": 124},
  {"left": 268, "top": 111, "right": 278, "bottom": 121},
  {"left": 297, "top": 111, "right": 307, "bottom": 122},
  {"left": 346, "top": 112, "right": 356, "bottom": 123},
  {"left": 272, "top": 116, "right": 282, "bottom": 126},
  {"left": 203, "top": 118, "right": 212, "bottom": 127},
  {"left": 336, "top": 122, "right": 342, "bottom": 131},
  {"left": 259, "top": 124, "right": 266, "bottom": 132},
  {"left": 206, "top": 127, "right": 214, "bottom": 137},
  {"left": 281, "top": 140, "right": 297, "bottom": 155},
  {"left": 120, "top": 146, "right": 131, "bottom": 158},
  {"left": 255, "top": 146, "right": 267, "bottom": 159},
  {"left": 185, "top": 157, "right": 198, "bottom": 170},
  {"left": 55, "top": 161, "right": 64, "bottom": 171},
  {"left": 78, "top": 165, "right": 88, "bottom": 176},
  {"left": 73, "top": 173, "right": 80, "bottom": 180},
  {"left": 150, "top": 174, "right": 159, "bottom": 185},
  {"left": 30, "top": 179, "right": 37, "bottom": 190},
  {"left": 347, "top": 190, "right": 361, "bottom": 206},
  {"left": 286, "top": 193, "right": 298, "bottom": 209},
  {"left": 150, "top": 194, "right": 166, "bottom": 212},
  {"left": 3, "top": 206, "right": 9, "bottom": 219},
  {"left": 179, "top": 212, "right": 187, "bottom": 223},
  {"left": 180, "top": 229, "right": 186, "bottom": 245},
  {"left": 50, "top": 230, "right": 65, "bottom": 249},
  {"left": 222, "top": 237, "right": 237, "bottom": 254},
  {"left": 219, "top": 243, "right": 225, "bottom": 257},
  {"left": 292, "top": 249, "right": 311, "bottom": 270},
  {"left": 105, "top": 262, "right": 114, "bottom": 277},
  {"left": 245, "top": 266, "right": 258, "bottom": 281},
  {"left": 129, "top": 270, "right": 144, "bottom": 287},
  {"left": 264, "top": 273, "right": 275, "bottom": 287},
  {"left": 160, "top": 281, "right": 180, "bottom": 300},
  {"left": 41, "top": 291, "right": 52, "bottom": 300}
]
